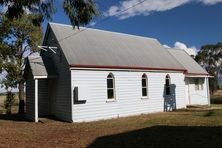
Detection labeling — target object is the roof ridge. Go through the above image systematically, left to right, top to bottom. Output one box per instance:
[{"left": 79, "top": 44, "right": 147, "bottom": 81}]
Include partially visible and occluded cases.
[
  {"left": 48, "top": 22, "right": 158, "bottom": 42},
  {"left": 167, "top": 47, "right": 184, "bottom": 51},
  {"left": 169, "top": 47, "right": 195, "bottom": 57}
]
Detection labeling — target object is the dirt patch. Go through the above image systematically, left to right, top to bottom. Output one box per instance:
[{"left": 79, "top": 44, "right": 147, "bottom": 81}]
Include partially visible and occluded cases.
[{"left": 0, "top": 105, "right": 222, "bottom": 147}]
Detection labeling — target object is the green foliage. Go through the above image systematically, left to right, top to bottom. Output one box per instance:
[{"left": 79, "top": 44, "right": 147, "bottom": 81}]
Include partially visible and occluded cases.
[
  {"left": 0, "top": 0, "right": 99, "bottom": 28},
  {"left": 0, "top": 0, "right": 55, "bottom": 22},
  {"left": 63, "top": 0, "right": 99, "bottom": 28},
  {"left": 0, "top": 13, "right": 42, "bottom": 94},
  {"left": 195, "top": 42, "right": 222, "bottom": 92},
  {"left": 195, "top": 42, "right": 222, "bottom": 75},
  {"left": 4, "top": 91, "right": 15, "bottom": 114}
]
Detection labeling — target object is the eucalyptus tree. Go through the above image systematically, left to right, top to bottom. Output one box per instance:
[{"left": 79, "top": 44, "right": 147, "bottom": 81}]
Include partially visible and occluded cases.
[
  {"left": 0, "top": 0, "right": 99, "bottom": 27},
  {"left": 0, "top": 0, "right": 99, "bottom": 113},
  {"left": 0, "top": 13, "right": 42, "bottom": 113},
  {"left": 195, "top": 42, "right": 222, "bottom": 92}
]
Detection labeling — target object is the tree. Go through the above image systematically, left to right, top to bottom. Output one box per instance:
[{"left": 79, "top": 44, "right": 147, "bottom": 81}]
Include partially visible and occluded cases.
[
  {"left": 0, "top": 0, "right": 99, "bottom": 28},
  {"left": 0, "top": 0, "right": 99, "bottom": 114},
  {"left": 0, "top": 13, "right": 42, "bottom": 113},
  {"left": 195, "top": 42, "right": 222, "bottom": 93},
  {"left": 4, "top": 91, "right": 15, "bottom": 114}
]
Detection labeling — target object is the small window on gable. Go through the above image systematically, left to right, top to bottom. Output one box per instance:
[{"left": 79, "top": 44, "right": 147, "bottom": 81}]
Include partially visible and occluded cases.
[
  {"left": 107, "top": 73, "right": 115, "bottom": 99},
  {"left": 142, "top": 74, "right": 148, "bottom": 97},
  {"left": 165, "top": 74, "right": 171, "bottom": 95},
  {"left": 195, "top": 78, "right": 204, "bottom": 91}
]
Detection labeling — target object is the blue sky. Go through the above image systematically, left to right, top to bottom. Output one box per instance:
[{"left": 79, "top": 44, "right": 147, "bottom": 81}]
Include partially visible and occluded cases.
[{"left": 43, "top": 0, "right": 222, "bottom": 52}]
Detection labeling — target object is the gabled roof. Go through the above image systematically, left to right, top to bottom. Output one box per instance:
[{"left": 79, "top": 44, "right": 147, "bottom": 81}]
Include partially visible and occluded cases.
[
  {"left": 44, "top": 22, "right": 208, "bottom": 75},
  {"left": 47, "top": 23, "right": 185, "bottom": 72},
  {"left": 167, "top": 48, "right": 208, "bottom": 75},
  {"left": 26, "top": 56, "right": 57, "bottom": 79}
]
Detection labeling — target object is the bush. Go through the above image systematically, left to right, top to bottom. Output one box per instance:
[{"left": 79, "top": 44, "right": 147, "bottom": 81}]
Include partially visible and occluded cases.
[{"left": 4, "top": 91, "right": 15, "bottom": 114}]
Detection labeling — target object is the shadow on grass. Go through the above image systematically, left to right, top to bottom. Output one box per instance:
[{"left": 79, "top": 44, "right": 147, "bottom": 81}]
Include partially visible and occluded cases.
[
  {"left": 211, "top": 96, "right": 222, "bottom": 104},
  {"left": 211, "top": 99, "right": 222, "bottom": 104},
  {"left": 0, "top": 113, "right": 27, "bottom": 122},
  {"left": 88, "top": 126, "right": 222, "bottom": 148}
]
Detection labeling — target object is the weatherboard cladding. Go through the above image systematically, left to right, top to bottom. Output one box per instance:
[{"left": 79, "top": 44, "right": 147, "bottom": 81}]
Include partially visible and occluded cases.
[
  {"left": 49, "top": 23, "right": 186, "bottom": 70},
  {"left": 41, "top": 29, "right": 72, "bottom": 122},
  {"left": 26, "top": 70, "right": 35, "bottom": 121},
  {"left": 71, "top": 70, "right": 186, "bottom": 122},
  {"left": 186, "top": 78, "right": 208, "bottom": 105}
]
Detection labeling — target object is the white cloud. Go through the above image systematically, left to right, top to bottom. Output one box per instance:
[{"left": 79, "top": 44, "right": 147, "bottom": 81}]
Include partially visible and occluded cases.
[
  {"left": 105, "top": 0, "right": 222, "bottom": 19},
  {"left": 200, "top": 0, "right": 222, "bottom": 5},
  {"left": 89, "top": 21, "right": 97, "bottom": 27},
  {"left": 174, "top": 41, "right": 197, "bottom": 56},
  {"left": 163, "top": 42, "right": 197, "bottom": 56},
  {"left": 163, "top": 44, "right": 171, "bottom": 48}
]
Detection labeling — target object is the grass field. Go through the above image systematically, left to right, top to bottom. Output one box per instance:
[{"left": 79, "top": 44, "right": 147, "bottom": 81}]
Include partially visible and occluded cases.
[
  {"left": 0, "top": 95, "right": 19, "bottom": 114},
  {"left": 0, "top": 96, "right": 6, "bottom": 113},
  {"left": 0, "top": 97, "right": 222, "bottom": 147}
]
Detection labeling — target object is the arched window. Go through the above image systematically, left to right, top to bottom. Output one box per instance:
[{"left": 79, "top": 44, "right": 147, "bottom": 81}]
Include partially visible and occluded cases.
[
  {"left": 107, "top": 73, "right": 115, "bottom": 99},
  {"left": 142, "top": 74, "right": 148, "bottom": 97},
  {"left": 165, "top": 74, "right": 171, "bottom": 95}
]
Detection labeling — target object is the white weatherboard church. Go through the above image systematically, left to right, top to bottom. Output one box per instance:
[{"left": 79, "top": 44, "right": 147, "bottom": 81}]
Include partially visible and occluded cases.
[{"left": 24, "top": 23, "right": 210, "bottom": 122}]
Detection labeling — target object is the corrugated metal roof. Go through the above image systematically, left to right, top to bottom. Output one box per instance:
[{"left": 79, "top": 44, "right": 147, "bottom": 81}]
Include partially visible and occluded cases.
[
  {"left": 47, "top": 23, "right": 207, "bottom": 75},
  {"left": 48, "top": 23, "right": 185, "bottom": 71},
  {"left": 167, "top": 48, "right": 208, "bottom": 75},
  {"left": 28, "top": 56, "right": 57, "bottom": 78}
]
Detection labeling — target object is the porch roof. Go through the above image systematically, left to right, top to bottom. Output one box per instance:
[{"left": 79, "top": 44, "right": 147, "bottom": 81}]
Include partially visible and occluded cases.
[{"left": 27, "top": 56, "right": 57, "bottom": 79}]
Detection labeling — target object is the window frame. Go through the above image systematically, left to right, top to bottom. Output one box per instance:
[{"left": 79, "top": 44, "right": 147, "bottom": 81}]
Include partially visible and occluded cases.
[
  {"left": 106, "top": 73, "right": 116, "bottom": 101},
  {"left": 141, "top": 73, "right": 148, "bottom": 98},
  {"left": 165, "top": 74, "right": 171, "bottom": 95},
  {"left": 195, "top": 78, "right": 204, "bottom": 91}
]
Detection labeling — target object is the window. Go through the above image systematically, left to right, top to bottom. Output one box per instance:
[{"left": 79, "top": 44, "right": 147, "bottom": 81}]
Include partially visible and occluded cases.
[
  {"left": 107, "top": 73, "right": 115, "bottom": 99},
  {"left": 142, "top": 74, "right": 148, "bottom": 97},
  {"left": 165, "top": 74, "right": 171, "bottom": 95},
  {"left": 195, "top": 78, "right": 204, "bottom": 91},
  {"left": 194, "top": 79, "right": 199, "bottom": 90}
]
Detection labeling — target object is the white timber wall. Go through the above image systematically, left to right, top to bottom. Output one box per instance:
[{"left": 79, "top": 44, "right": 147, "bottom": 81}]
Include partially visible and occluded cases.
[
  {"left": 42, "top": 28, "right": 72, "bottom": 121},
  {"left": 71, "top": 70, "right": 186, "bottom": 122},
  {"left": 26, "top": 71, "right": 35, "bottom": 121},
  {"left": 26, "top": 74, "right": 50, "bottom": 120},
  {"left": 186, "top": 77, "right": 208, "bottom": 105},
  {"left": 38, "top": 79, "right": 49, "bottom": 116}
]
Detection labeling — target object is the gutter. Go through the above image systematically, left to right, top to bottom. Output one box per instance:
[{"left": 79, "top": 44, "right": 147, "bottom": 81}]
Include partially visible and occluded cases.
[
  {"left": 69, "top": 64, "right": 187, "bottom": 72},
  {"left": 185, "top": 72, "right": 213, "bottom": 78}
]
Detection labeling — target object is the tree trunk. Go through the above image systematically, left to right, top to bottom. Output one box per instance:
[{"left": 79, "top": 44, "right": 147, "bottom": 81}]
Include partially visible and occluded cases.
[
  {"left": 214, "top": 72, "right": 219, "bottom": 92},
  {"left": 18, "top": 81, "right": 25, "bottom": 114}
]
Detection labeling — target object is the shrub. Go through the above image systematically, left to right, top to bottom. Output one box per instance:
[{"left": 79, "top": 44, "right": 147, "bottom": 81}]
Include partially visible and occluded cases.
[{"left": 4, "top": 91, "right": 15, "bottom": 114}]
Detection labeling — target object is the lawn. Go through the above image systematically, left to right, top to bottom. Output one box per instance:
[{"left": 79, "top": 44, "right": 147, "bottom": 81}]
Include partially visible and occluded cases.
[{"left": 0, "top": 98, "right": 222, "bottom": 147}]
